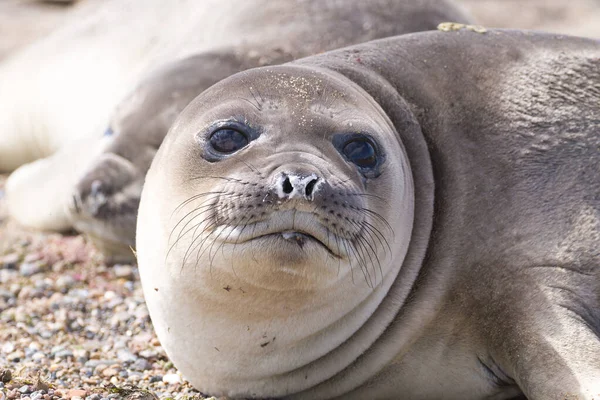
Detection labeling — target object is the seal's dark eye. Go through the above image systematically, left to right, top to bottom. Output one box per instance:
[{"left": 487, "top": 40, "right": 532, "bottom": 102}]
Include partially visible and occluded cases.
[
  {"left": 209, "top": 128, "right": 249, "bottom": 154},
  {"left": 342, "top": 139, "right": 377, "bottom": 168}
]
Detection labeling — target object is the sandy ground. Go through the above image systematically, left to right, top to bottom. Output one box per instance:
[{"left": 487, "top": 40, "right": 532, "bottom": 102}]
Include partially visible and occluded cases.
[{"left": 0, "top": 1, "right": 598, "bottom": 399}]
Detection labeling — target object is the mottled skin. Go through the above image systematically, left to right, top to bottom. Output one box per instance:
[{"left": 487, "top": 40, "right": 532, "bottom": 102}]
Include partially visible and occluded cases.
[
  {"left": 65, "top": 0, "right": 472, "bottom": 261},
  {"left": 137, "top": 30, "right": 600, "bottom": 399}
]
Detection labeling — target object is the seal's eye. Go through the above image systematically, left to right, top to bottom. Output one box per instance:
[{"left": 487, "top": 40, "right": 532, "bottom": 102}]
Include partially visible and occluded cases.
[
  {"left": 209, "top": 128, "right": 249, "bottom": 154},
  {"left": 342, "top": 139, "right": 377, "bottom": 169}
]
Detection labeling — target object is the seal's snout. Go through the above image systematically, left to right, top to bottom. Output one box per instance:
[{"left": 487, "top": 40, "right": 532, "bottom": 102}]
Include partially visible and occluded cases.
[{"left": 276, "top": 173, "right": 321, "bottom": 201}]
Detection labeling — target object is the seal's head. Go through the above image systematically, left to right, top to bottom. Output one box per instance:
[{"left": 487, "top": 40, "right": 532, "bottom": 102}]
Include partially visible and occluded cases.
[{"left": 137, "top": 65, "right": 416, "bottom": 398}]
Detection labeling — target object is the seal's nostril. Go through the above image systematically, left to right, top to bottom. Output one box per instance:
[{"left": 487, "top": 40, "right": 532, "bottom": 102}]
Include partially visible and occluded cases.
[
  {"left": 282, "top": 177, "right": 293, "bottom": 194},
  {"left": 305, "top": 178, "right": 318, "bottom": 198}
]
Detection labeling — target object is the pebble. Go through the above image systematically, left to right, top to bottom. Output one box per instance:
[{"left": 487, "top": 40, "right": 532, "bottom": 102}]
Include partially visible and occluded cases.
[
  {"left": 1, "top": 253, "right": 19, "bottom": 268},
  {"left": 19, "top": 261, "right": 45, "bottom": 277},
  {"left": 113, "top": 265, "right": 135, "bottom": 280},
  {"left": 55, "top": 276, "right": 75, "bottom": 290},
  {"left": 2, "top": 342, "right": 14, "bottom": 353},
  {"left": 55, "top": 349, "right": 74, "bottom": 359},
  {"left": 117, "top": 349, "right": 137, "bottom": 363},
  {"left": 7, "top": 351, "right": 24, "bottom": 362},
  {"left": 131, "top": 358, "right": 152, "bottom": 371},
  {"left": 85, "top": 360, "right": 119, "bottom": 368},
  {"left": 102, "top": 368, "right": 118, "bottom": 378},
  {"left": 162, "top": 374, "right": 181, "bottom": 385},
  {"left": 19, "top": 385, "right": 31, "bottom": 394},
  {"left": 66, "top": 389, "right": 87, "bottom": 399},
  {"left": 30, "top": 392, "right": 43, "bottom": 400}
]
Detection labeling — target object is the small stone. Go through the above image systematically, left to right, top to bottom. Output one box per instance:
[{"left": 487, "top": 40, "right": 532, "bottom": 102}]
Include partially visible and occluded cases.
[
  {"left": 1, "top": 254, "right": 19, "bottom": 269},
  {"left": 24, "top": 254, "right": 41, "bottom": 263},
  {"left": 19, "top": 261, "right": 44, "bottom": 277},
  {"left": 113, "top": 265, "right": 135, "bottom": 280},
  {"left": 55, "top": 276, "right": 75, "bottom": 290},
  {"left": 1, "top": 342, "right": 14, "bottom": 354},
  {"left": 73, "top": 348, "right": 89, "bottom": 362},
  {"left": 54, "top": 349, "right": 73, "bottom": 359},
  {"left": 117, "top": 349, "right": 137, "bottom": 363},
  {"left": 138, "top": 350, "right": 157, "bottom": 359},
  {"left": 7, "top": 351, "right": 24, "bottom": 362},
  {"left": 32, "top": 352, "right": 46, "bottom": 361},
  {"left": 131, "top": 358, "right": 151, "bottom": 371},
  {"left": 85, "top": 359, "right": 118, "bottom": 368},
  {"left": 93, "top": 364, "right": 108, "bottom": 375},
  {"left": 0, "top": 368, "right": 12, "bottom": 383},
  {"left": 102, "top": 368, "right": 118, "bottom": 378},
  {"left": 162, "top": 374, "right": 181, "bottom": 385},
  {"left": 149, "top": 375, "right": 162, "bottom": 383},
  {"left": 19, "top": 385, "right": 31, "bottom": 394},
  {"left": 66, "top": 389, "right": 87, "bottom": 399},
  {"left": 124, "top": 391, "right": 158, "bottom": 400},
  {"left": 30, "top": 392, "right": 43, "bottom": 400},
  {"left": 85, "top": 395, "right": 101, "bottom": 400}
]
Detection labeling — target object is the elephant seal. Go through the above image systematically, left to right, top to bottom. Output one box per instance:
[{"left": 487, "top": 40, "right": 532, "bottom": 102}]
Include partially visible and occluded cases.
[
  {"left": 6, "top": 0, "right": 472, "bottom": 261},
  {"left": 137, "top": 29, "right": 600, "bottom": 399}
]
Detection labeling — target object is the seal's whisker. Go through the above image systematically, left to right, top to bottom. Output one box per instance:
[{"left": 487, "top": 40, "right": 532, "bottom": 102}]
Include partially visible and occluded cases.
[
  {"left": 239, "top": 160, "right": 264, "bottom": 179},
  {"left": 187, "top": 176, "right": 246, "bottom": 183},
  {"left": 171, "top": 190, "right": 228, "bottom": 216},
  {"left": 344, "top": 192, "right": 385, "bottom": 202},
  {"left": 169, "top": 198, "right": 221, "bottom": 243},
  {"left": 353, "top": 206, "right": 394, "bottom": 236},
  {"left": 211, "top": 215, "right": 254, "bottom": 276},
  {"left": 359, "top": 218, "right": 392, "bottom": 256},
  {"left": 174, "top": 219, "right": 218, "bottom": 272},
  {"left": 182, "top": 219, "right": 219, "bottom": 272},
  {"left": 348, "top": 219, "right": 383, "bottom": 282},
  {"left": 350, "top": 232, "right": 375, "bottom": 286},
  {"left": 346, "top": 234, "right": 373, "bottom": 288},
  {"left": 339, "top": 236, "right": 356, "bottom": 286}
]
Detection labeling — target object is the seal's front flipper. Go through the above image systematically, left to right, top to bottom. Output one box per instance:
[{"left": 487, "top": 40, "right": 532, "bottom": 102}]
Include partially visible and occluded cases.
[
  {"left": 5, "top": 136, "right": 106, "bottom": 232},
  {"left": 492, "top": 278, "right": 600, "bottom": 400},
  {"left": 512, "top": 330, "right": 600, "bottom": 399}
]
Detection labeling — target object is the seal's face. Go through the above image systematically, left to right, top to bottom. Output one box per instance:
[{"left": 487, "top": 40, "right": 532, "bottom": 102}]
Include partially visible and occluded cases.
[{"left": 137, "top": 65, "right": 415, "bottom": 397}]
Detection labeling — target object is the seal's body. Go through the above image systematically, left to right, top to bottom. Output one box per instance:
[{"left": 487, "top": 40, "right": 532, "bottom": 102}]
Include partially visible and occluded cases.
[
  {"left": 3, "top": 0, "right": 471, "bottom": 261},
  {"left": 137, "top": 30, "right": 600, "bottom": 399}
]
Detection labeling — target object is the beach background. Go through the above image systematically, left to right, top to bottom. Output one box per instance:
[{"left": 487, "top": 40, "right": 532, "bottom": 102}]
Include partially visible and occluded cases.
[{"left": 0, "top": 1, "right": 599, "bottom": 399}]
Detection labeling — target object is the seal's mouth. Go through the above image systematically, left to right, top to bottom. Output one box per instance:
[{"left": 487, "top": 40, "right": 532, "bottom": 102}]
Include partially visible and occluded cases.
[
  {"left": 214, "top": 210, "right": 345, "bottom": 258},
  {"left": 250, "top": 230, "right": 339, "bottom": 257}
]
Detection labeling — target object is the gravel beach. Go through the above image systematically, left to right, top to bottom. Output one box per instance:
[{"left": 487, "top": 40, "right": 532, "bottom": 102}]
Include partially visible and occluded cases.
[
  {"left": 1, "top": 1, "right": 599, "bottom": 399},
  {"left": 0, "top": 175, "right": 215, "bottom": 400}
]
